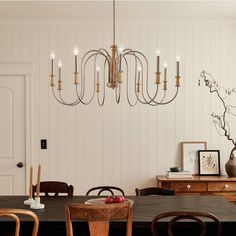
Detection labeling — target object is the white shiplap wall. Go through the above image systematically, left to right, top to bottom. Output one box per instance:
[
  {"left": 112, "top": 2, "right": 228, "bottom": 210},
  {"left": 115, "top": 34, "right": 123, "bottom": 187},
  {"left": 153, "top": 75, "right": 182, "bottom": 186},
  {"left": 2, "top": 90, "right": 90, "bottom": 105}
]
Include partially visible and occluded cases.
[{"left": 0, "top": 19, "right": 236, "bottom": 195}]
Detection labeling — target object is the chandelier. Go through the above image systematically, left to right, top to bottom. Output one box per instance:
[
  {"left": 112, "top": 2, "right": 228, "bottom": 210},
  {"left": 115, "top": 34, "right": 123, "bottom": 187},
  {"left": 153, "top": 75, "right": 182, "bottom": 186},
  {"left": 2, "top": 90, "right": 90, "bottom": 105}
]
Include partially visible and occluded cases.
[{"left": 49, "top": 0, "right": 181, "bottom": 106}]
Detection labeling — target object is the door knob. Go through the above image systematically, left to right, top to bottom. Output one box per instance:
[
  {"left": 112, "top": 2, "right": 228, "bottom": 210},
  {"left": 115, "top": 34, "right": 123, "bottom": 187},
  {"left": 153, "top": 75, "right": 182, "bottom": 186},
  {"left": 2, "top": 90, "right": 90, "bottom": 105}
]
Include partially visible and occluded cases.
[{"left": 16, "top": 162, "right": 24, "bottom": 168}]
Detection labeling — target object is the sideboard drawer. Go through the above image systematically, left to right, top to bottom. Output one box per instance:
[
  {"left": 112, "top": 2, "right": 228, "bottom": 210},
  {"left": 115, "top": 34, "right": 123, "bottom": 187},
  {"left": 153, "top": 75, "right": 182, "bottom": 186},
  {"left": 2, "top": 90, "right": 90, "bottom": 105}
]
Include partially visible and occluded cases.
[
  {"left": 157, "top": 175, "right": 236, "bottom": 203},
  {"left": 170, "top": 182, "right": 207, "bottom": 192},
  {"left": 208, "top": 182, "right": 236, "bottom": 192}
]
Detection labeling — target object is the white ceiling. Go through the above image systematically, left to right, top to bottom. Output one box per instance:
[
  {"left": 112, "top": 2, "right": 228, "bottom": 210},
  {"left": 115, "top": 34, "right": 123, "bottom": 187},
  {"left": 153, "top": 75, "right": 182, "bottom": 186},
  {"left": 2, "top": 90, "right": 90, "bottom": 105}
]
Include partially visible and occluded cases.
[{"left": 0, "top": 1, "right": 235, "bottom": 20}]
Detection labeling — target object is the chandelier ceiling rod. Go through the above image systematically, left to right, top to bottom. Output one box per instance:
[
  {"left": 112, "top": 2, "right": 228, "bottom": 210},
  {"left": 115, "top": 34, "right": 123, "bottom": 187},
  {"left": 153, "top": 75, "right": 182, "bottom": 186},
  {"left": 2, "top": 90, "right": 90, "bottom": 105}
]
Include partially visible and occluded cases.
[
  {"left": 48, "top": 0, "right": 181, "bottom": 107},
  {"left": 113, "top": 0, "right": 116, "bottom": 45}
]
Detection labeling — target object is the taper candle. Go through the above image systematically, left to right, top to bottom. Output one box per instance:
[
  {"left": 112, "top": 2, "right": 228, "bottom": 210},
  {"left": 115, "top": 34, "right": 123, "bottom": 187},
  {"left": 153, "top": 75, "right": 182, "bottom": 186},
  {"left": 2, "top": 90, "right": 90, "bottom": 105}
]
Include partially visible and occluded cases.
[
  {"left": 74, "top": 47, "right": 79, "bottom": 73},
  {"left": 118, "top": 47, "right": 123, "bottom": 72},
  {"left": 156, "top": 50, "right": 160, "bottom": 73},
  {"left": 50, "top": 52, "right": 55, "bottom": 76},
  {"left": 176, "top": 56, "right": 180, "bottom": 77},
  {"left": 58, "top": 60, "right": 62, "bottom": 81},
  {"left": 164, "top": 63, "right": 167, "bottom": 81},
  {"left": 138, "top": 66, "right": 142, "bottom": 83},
  {"left": 96, "top": 67, "right": 100, "bottom": 83},
  {"left": 36, "top": 165, "right": 41, "bottom": 198},
  {"left": 29, "top": 166, "right": 33, "bottom": 199}
]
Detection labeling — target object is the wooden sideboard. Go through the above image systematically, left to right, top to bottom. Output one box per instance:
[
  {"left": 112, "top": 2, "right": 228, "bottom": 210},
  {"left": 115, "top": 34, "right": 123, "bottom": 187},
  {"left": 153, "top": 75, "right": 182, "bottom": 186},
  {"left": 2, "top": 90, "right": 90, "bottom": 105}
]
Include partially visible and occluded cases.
[{"left": 157, "top": 175, "right": 236, "bottom": 203}]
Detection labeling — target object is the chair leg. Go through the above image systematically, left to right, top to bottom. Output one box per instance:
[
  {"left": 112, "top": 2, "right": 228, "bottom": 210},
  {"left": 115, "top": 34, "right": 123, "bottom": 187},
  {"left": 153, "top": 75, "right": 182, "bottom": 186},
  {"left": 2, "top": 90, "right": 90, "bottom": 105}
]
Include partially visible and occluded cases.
[{"left": 65, "top": 206, "right": 73, "bottom": 236}]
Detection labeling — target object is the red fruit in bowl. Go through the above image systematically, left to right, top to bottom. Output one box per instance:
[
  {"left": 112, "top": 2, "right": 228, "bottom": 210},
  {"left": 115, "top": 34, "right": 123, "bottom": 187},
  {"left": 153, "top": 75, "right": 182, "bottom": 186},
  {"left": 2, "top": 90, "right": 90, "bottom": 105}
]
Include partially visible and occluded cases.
[
  {"left": 104, "top": 196, "right": 114, "bottom": 204},
  {"left": 114, "top": 196, "right": 125, "bottom": 203}
]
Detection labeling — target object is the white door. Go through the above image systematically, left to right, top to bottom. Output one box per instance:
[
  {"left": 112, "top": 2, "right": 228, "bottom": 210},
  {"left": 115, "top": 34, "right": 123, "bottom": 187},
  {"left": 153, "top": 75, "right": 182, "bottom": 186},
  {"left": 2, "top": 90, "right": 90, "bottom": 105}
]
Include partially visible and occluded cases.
[{"left": 0, "top": 76, "right": 25, "bottom": 195}]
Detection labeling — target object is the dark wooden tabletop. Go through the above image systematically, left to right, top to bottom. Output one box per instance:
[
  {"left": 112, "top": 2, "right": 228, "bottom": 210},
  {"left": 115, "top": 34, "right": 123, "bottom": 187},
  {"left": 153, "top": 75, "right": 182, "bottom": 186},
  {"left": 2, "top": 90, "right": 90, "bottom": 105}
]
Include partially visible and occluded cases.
[{"left": 1, "top": 195, "right": 236, "bottom": 235}]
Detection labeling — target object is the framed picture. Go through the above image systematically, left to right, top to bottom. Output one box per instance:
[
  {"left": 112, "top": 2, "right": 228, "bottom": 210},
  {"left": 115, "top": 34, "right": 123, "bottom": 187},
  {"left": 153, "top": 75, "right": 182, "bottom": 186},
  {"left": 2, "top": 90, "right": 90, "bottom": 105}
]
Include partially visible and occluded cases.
[
  {"left": 181, "top": 142, "right": 207, "bottom": 174},
  {"left": 198, "top": 150, "right": 220, "bottom": 176}
]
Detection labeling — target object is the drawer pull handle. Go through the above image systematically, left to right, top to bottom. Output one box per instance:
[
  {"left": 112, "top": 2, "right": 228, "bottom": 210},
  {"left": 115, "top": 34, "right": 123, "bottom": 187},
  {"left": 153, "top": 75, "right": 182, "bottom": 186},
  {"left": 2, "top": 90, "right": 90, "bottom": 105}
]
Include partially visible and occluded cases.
[
  {"left": 224, "top": 184, "right": 229, "bottom": 189},
  {"left": 186, "top": 185, "right": 191, "bottom": 189}
]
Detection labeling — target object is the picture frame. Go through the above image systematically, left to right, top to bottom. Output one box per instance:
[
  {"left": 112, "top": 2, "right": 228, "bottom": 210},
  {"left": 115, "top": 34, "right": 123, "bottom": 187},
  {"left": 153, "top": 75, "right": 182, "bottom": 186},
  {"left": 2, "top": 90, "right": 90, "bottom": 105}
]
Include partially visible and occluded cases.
[
  {"left": 181, "top": 141, "right": 207, "bottom": 175},
  {"left": 198, "top": 150, "right": 220, "bottom": 176}
]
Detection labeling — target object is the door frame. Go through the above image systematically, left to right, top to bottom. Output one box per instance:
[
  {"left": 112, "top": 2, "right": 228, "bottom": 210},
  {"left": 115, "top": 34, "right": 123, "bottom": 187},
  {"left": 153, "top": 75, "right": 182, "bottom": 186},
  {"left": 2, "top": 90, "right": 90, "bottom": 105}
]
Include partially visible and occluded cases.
[{"left": 0, "top": 63, "right": 34, "bottom": 194}]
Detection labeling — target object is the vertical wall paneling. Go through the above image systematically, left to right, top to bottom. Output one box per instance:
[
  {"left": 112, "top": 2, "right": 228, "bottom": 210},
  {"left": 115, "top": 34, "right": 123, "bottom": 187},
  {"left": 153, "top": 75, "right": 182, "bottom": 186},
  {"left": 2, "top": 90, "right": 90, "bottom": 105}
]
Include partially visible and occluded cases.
[
  {"left": 0, "top": 17, "right": 236, "bottom": 194},
  {"left": 39, "top": 23, "right": 49, "bottom": 180},
  {"left": 48, "top": 23, "right": 59, "bottom": 180},
  {"left": 30, "top": 24, "right": 40, "bottom": 173},
  {"left": 175, "top": 24, "right": 185, "bottom": 167},
  {"left": 184, "top": 24, "right": 193, "bottom": 140}
]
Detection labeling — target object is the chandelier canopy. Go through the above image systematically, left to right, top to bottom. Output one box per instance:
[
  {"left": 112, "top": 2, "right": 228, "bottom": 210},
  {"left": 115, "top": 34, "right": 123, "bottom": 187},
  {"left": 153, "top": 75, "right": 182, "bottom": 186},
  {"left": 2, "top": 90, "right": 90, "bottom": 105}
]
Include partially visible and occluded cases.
[{"left": 49, "top": 0, "right": 181, "bottom": 106}]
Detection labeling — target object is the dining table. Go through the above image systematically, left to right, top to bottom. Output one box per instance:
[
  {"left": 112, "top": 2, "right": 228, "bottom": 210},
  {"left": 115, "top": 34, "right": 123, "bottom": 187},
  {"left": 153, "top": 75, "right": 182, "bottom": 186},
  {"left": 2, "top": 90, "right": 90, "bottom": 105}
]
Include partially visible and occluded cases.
[{"left": 0, "top": 195, "right": 236, "bottom": 236}]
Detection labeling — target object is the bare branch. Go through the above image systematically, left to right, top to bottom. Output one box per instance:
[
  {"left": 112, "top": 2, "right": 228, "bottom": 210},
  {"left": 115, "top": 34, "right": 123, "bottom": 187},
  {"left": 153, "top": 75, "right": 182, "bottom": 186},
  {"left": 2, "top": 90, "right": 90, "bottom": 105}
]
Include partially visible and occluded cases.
[{"left": 199, "top": 71, "right": 236, "bottom": 146}]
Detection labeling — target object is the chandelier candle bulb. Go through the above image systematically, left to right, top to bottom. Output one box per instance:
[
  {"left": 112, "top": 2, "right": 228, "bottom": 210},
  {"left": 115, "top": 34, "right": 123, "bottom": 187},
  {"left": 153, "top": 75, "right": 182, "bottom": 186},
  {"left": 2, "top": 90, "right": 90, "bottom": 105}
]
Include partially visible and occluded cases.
[
  {"left": 73, "top": 47, "right": 79, "bottom": 73},
  {"left": 118, "top": 47, "right": 123, "bottom": 71},
  {"left": 156, "top": 50, "right": 160, "bottom": 73},
  {"left": 50, "top": 52, "right": 55, "bottom": 76},
  {"left": 119, "top": 53, "right": 122, "bottom": 71},
  {"left": 176, "top": 56, "right": 180, "bottom": 77},
  {"left": 58, "top": 60, "right": 62, "bottom": 68},
  {"left": 58, "top": 61, "right": 62, "bottom": 90},
  {"left": 58, "top": 61, "right": 62, "bottom": 80},
  {"left": 163, "top": 63, "right": 167, "bottom": 90},
  {"left": 164, "top": 63, "right": 167, "bottom": 81},
  {"left": 96, "top": 67, "right": 100, "bottom": 83},
  {"left": 96, "top": 67, "right": 100, "bottom": 93},
  {"left": 137, "top": 67, "right": 141, "bottom": 93},
  {"left": 138, "top": 71, "right": 141, "bottom": 84}
]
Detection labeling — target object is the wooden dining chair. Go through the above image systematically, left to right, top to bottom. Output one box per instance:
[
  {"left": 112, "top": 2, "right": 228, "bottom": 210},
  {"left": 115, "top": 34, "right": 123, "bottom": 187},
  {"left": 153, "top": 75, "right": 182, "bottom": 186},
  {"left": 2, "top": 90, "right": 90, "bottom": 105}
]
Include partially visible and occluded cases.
[
  {"left": 33, "top": 181, "right": 74, "bottom": 197},
  {"left": 86, "top": 186, "right": 125, "bottom": 196},
  {"left": 135, "top": 187, "right": 176, "bottom": 196},
  {"left": 65, "top": 203, "right": 132, "bottom": 236},
  {"left": 0, "top": 208, "right": 39, "bottom": 236},
  {"left": 151, "top": 211, "right": 222, "bottom": 236}
]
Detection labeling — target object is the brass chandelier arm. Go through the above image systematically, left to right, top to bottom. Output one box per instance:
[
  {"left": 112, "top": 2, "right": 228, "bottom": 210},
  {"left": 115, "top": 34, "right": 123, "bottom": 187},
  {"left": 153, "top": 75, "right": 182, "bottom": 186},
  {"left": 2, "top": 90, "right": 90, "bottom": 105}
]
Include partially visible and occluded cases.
[
  {"left": 75, "top": 49, "right": 111, "bottom": 105},
  {"left": 124, "top": 49, "right": 179, "bottom": 106},
  {"left": 128, "top": 49, "right": 181, "bottom": 105},
  {"left": 50, "top": 50, "right": 110, "bottom": 107},
  {"left": 124, "top": 50, "right": 162, "bottom": 105},
  {"left": 127, "top": 50, "right": 166, "bottom": 105},
  {"left": 123, "top": 51, "right": 151, "bottom": 105},
  {"left": 123, "top": 56, "right": 139, "bottom": 106},
  {"left": 96, "top": 58, "right": 108, "bottom": 106},
  {"left": 115, "top": 83, "right": 121, "bottom": 104},
  {"left": 52, "top": 87, "right": 81, "bottom": 106},
  {"left": 144, "top": 87, "right": 179, "bottom": 106},
  {"left": 59, "top": 88, "right": 82, "bottom": 106},
  {"left": 158, "top": 88, "right": 179, "bottom": 105}
]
